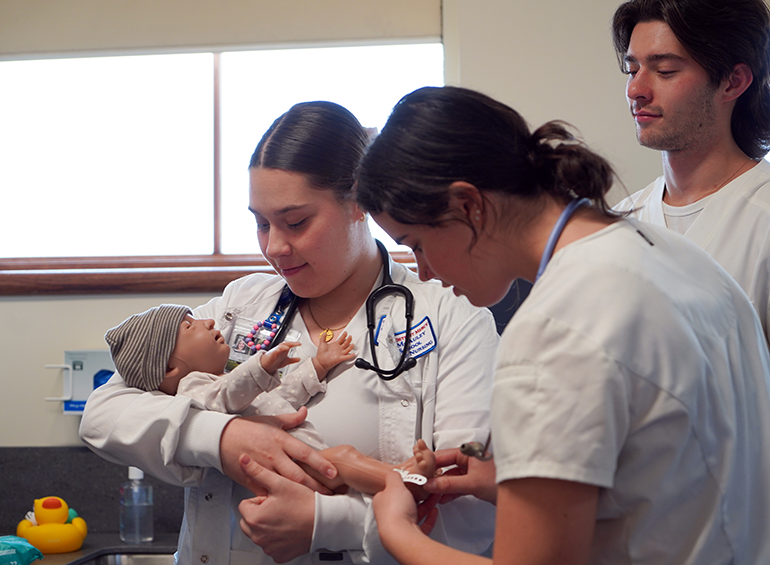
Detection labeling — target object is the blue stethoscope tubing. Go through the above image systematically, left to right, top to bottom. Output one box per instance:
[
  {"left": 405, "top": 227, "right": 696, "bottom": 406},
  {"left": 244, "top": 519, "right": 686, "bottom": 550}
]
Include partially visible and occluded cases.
[
  {"left": 461, "top": 197, "right": 591, "bottom": 461},
  {"left": 535, "top": 197, "right": 591, "bottom": 281}
]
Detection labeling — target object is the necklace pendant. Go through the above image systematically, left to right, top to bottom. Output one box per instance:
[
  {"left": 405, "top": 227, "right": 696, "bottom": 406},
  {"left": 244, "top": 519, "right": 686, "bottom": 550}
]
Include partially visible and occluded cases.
[{"left": 320, "top": 328, "right": 334, "bottom": 342}]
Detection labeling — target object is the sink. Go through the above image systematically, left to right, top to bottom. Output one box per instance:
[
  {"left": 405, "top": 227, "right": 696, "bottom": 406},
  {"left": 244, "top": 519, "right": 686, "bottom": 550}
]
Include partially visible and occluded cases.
[
  {"left": 51, "top": 533, "right": 179, "bottom": 565},
  {"left": 77, "top": 555, "right": 175, "bottom": 565}
]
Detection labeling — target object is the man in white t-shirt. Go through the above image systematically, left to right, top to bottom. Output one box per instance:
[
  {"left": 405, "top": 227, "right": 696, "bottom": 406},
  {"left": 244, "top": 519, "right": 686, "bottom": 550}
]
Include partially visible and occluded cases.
[{"left": 612, "top": 0, "right": 770, "bottom": 340}]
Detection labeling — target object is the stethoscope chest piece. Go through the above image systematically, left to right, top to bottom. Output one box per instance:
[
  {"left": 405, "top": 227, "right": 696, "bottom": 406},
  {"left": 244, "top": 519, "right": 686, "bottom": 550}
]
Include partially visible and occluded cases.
[{"left": 460, "top": 433, "right": 492, "bottom": 461}]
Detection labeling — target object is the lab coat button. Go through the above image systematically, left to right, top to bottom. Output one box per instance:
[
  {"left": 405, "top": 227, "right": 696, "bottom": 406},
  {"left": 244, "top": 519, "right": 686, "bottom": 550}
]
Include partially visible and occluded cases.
[
  {"left": 225, "top": 312, "right": 234, "bottom": 321},
  {"left": 401, "top": 399, "right": 409, "bottom": 407},
  {"left": 204, "top": 493, "right": 213, "bottom": 501},
  {"left": 200, "top": 555, "right": 209, "bottom": 563}
]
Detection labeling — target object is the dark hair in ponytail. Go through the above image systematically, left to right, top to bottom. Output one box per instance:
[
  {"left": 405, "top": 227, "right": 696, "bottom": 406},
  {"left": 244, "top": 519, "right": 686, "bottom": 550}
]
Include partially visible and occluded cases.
[
  {"left": 356, "top": 86, "right": 619, "bottom": 228},
  {"left": 250, "top": 101, "right": 369, "bottom": 201},
  {"left": 528, "top": 121, "right": 617, "bottom": 214}
]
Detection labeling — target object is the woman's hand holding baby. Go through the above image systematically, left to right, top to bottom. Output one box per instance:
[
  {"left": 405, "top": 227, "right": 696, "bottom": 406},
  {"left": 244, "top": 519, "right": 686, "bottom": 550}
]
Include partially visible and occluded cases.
[
  {"left": 220, "top": 406, "right": 337, "bottom": 493},
  {"left": 238, "top": 453, "right": 317, "bottom": 563}
]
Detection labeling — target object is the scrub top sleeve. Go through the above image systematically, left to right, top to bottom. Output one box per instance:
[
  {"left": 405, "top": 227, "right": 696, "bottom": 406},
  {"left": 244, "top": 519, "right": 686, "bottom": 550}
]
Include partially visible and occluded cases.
[
  {"left": 492, "top": 312, "right": 629, "bottom": 488},
  {"left": 80, "top": 372, "right": 218, "bottom": 486}
]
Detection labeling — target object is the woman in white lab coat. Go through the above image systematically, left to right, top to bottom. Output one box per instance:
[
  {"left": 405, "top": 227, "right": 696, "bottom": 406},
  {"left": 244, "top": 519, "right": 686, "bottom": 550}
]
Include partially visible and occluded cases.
[
  {"left": 354, "top": 86, "right": 770, "bottom": 565},
  {"left": 80, "top": 100, "right": 498, "bottom": 565}
]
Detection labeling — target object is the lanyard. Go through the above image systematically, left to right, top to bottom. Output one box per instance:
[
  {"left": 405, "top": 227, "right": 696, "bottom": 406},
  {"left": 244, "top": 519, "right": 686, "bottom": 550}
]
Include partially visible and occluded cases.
[
  {"left": 535, "top": 198, "right": 590, "bottom": 281},
  {"left": 242, "top": 285, "right": 299, "bottom": 353}
]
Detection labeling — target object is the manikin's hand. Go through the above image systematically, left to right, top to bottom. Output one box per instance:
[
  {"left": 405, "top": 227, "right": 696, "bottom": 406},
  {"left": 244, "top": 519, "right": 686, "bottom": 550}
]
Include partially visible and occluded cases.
[
  {"left": 313, "top": 331, "right": 356, "bottom": 379},
  {"left": 260, "top": 341, "right": 302, "bottom": 374},
  {"left": 220, "top": 406, "right": 336, "bottom": 493},
  {"left": 423, "top": 448, "right": 497, "bottom": 505},
  {"left": 238, "top": 454, "right": 316, "bottom": 563}
]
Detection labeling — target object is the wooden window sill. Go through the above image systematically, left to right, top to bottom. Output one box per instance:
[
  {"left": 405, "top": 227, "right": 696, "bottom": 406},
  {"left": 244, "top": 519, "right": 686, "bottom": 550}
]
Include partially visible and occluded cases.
[{"left": 0, "top": 252, "right": 417, "bottom": 296}]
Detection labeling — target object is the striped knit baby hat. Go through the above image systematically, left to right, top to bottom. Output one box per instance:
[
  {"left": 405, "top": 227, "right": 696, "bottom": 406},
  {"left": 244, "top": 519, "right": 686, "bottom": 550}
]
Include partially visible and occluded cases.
[{"left": 105, "top": 304, "right": 192, "bottom": 391}]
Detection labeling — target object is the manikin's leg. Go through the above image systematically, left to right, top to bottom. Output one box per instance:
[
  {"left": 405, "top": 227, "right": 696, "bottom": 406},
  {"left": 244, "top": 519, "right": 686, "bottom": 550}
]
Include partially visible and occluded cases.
[{"left": 300, "top": 439, "right": 436, "bottom": 498}]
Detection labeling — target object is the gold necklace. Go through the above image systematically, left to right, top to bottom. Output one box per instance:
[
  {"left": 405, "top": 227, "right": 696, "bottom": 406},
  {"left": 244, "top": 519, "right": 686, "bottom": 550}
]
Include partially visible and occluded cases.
[
  {"left": 668, "top": 158, "right": 755, "bottom": 204},
  {"left": 717, "top": 158, "right": 753, "bottom": 192},
  {"left": 307, "top": 302, "right": 349, "bottom": 342}
]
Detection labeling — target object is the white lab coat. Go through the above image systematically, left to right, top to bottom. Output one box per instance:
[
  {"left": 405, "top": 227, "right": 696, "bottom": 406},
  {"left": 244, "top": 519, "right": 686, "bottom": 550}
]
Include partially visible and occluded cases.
[
  {"left": 615, "top": 160, "right": 770, "bottom": 341},
  {"left": 493, "top": 219, "right": 770, "bottom": 564},
  {"left": 80, "top": 257, "right": 499, "bottom": 565}
]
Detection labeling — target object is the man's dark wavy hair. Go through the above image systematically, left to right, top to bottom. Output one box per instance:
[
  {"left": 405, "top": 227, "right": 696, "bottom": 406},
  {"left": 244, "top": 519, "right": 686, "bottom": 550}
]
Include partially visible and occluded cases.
[{"left": 612, "top": 0, "right": 770, "bottom": 159}]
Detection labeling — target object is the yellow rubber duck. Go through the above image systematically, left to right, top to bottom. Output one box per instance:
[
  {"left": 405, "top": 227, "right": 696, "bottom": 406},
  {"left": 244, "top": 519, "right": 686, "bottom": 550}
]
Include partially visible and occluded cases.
[{"left": 17, "top": 496, "right": 87, "bottom": 554}]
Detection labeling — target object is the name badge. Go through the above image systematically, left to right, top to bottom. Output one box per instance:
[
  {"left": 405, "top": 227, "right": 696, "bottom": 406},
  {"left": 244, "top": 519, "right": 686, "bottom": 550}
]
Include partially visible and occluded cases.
[{"left": 375, "top": 315, "right": 436, "bottom": 360}]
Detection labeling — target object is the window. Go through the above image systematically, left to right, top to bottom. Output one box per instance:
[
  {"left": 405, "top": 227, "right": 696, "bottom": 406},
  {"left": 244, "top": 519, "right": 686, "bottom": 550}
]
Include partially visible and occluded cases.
[
  {"left": 0, "top": 43, "right": 443, "bottom": 294},
  {"left": 1, "top": 54, "right": 215, "bottom": 258}
]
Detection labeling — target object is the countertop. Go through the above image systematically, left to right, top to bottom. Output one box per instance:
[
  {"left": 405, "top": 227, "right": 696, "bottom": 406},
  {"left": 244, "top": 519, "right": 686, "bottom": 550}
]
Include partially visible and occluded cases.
[{"left": 32, "top": 533, "right": 177, "bottom": 565}]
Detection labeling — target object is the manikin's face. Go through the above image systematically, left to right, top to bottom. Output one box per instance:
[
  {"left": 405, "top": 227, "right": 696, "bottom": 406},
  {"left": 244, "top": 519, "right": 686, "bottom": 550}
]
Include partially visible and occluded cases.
[
  {"left": 624, "top": 20, "right": 720, "bottom": 152},
  {"left": 248, "top": 167, "right": 366, "bottom": 298},
  {"left": 372, "top": 212, "right": 513, "bottom": 308},
  {"left": 159, "top": 315, "right": 230, "bottom": 395}
]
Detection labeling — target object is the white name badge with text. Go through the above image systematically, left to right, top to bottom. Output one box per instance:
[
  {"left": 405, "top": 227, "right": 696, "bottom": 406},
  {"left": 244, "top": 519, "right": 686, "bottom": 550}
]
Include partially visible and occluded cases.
[{"left": 375, "top": 315, "right": 437, "bottom": 360}]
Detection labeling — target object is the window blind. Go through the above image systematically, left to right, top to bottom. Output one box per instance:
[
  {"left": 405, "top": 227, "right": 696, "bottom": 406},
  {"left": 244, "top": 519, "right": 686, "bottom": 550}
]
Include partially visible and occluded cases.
[{"left": 0, "top": 0, "right": 441, "bottom": 60}]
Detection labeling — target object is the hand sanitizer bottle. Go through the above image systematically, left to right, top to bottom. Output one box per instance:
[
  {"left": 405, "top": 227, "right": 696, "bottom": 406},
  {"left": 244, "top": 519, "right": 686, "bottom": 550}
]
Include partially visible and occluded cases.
[{"left": 120, "top": 466, "right": 154, "bottom": 543}]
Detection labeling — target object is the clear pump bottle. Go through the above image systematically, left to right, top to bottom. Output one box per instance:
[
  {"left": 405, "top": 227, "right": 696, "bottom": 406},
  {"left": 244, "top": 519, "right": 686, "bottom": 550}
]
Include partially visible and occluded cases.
[{"left": 119, "top": 466, "right": 154, "bottom": 543}]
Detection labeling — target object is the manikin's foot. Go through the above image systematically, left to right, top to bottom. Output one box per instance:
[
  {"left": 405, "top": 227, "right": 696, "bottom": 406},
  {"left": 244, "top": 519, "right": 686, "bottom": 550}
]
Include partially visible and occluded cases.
[
  {"left": 397, "top": 439, "right": 436, "bottom": 501},
  {"left": 398, "top": 439, "right": 436, "bottom": 479}
]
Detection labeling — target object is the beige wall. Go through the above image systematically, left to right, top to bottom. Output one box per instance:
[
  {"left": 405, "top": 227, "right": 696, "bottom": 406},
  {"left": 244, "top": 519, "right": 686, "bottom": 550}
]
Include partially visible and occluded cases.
[
  {"left": 1, "top": 0, "right": 662, "bottom": 446},
  {"left": 443, "top": 0, "right": 661, "bottom": 203},
  {"left": 0, "top": 294, "right": 216, "bottom": 446}
]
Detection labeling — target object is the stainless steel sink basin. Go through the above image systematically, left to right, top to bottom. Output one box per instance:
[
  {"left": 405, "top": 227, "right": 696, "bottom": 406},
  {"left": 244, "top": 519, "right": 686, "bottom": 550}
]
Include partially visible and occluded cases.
[{"left": 77, "top": 555, "right": 175, "bottom": 565}]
